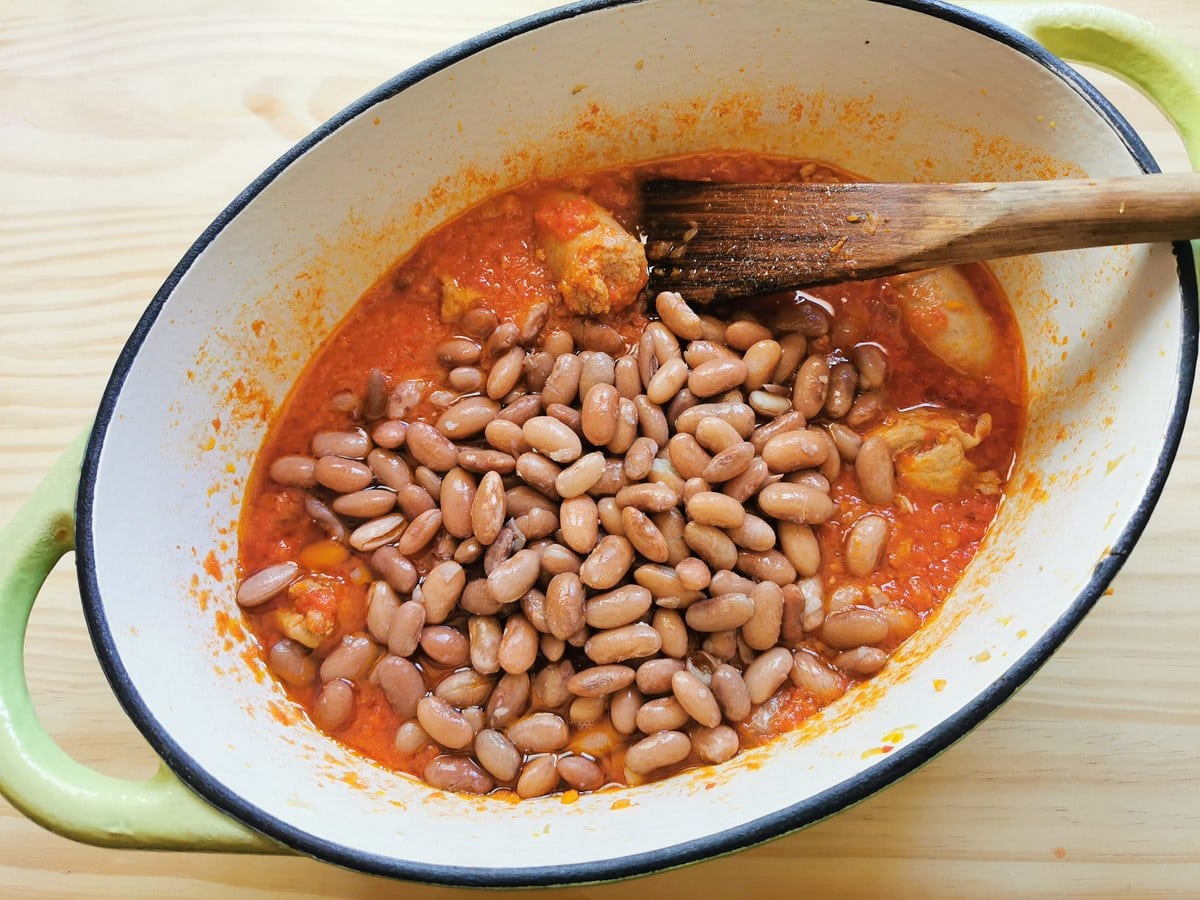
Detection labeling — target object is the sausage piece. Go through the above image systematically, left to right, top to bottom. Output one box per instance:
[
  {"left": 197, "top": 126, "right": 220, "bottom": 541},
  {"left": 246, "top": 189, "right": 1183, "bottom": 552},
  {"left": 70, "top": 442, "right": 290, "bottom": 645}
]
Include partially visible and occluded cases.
[{"left": 533, "top": 190, "right": 648, "bottom": 315}]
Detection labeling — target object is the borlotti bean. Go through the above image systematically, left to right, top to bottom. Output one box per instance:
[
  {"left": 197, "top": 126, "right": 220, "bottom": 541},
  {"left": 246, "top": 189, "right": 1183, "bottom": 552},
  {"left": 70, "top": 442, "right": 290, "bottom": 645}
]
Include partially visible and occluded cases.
[{"left": 234, "top": 155, "right": 1021, "bottom": 798}]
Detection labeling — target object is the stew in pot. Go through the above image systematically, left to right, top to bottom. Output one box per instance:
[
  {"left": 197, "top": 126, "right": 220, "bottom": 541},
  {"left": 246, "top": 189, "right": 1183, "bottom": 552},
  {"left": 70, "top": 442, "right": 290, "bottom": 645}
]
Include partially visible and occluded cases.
[{"left": 234, "top": 152, "right": 1025, "bottom": 797}]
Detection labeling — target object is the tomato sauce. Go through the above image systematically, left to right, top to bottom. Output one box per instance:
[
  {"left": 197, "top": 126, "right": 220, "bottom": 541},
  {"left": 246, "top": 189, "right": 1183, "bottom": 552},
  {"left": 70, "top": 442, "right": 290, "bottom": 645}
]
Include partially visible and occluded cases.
[{"left": 236, "top": 152, "right": 1025, "bottom": 784}]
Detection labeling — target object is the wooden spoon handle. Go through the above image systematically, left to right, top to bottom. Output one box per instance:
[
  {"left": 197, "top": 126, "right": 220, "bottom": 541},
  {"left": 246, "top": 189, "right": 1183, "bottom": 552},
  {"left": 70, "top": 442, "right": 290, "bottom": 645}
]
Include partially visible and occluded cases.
[
  {"left": 643, "top": 173, "right": 1200, "bottom": 300},
  {"left": 894, "top": 173, "right": 1200, "bottom": 258}
]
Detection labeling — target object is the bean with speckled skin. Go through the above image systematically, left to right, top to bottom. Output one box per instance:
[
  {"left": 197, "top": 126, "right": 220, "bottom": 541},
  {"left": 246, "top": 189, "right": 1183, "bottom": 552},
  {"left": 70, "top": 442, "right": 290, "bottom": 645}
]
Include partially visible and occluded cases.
[
  {"left": 656, "top": 291, "right": 703, "bottom": 340},
  {"left": 852, "top": 344, "right": 888, "bottom": 390},
  {"left": 541, "top": 353, "right": 582, "bottom": 407},
  {"left": 792, "top": 355, "right": 829, "bottom": 418},
  {"left": 646, "top": 357, "right": 689, "bottom": 405},
  {"left": 581, "top": 384, "right": 621, "bottom": 446},
  {"left": 437, "top": 397, "right": 499, "bottom": 440},
  {"left": 523, "top": 416, "right": 582, "bottom": 463},
  {"left": 406, "top": 423, "right": 460, "bottom": 472},
  {"left": 762, "top": 430, "right": 828, "bottom": 473},
  {"left": 855, "top": 437, "right": 896, "bottom": 505},
  {"left": 556, "top": 451, "right": 606, "bottom": 498},
  {"left": 270, "top": 456, "right": 316, "bottom": 488},
  {"left": 314, "top": 456, "right": 373, "bottom": 493},
  {"left": 439, "top": 468, "right": 477, "bottom": 539},
  {"left": 757, "top": 482, "right": 834, "bottom": 524},
  {"left": 686, "top": 492, "right": 745, "bottom": 529},
  {"left": 621, "top": 506, "right": 670, "bottom": 563},
  {"left": 846, "top": 514, "right": 889, "bottom": 576},
  {"left": 580, "top": 535, "right": 635, "bottom": 590},
  {"left": 488, "top": 549, "right": 541, "bottom": 604},
  {"left": 418, "top": 561, "right": 464, "bottom": 624},
  {"left": 237, "top": 562, "right": 299, "bottom": 608},
  {"left": 545, "top": 572, "right": 586, "bottom": 641},
  {"left": 743, "top": 582, "right": 784, "bottom": 650},
  {"left": 584, "top": 584, "right": 652, "bottom": 630},
  {"left": 685, "top": 593, "right": 755, "bottom": 632},
  {"left": 378, "top": 596, "right": 421, "bottom": 654},
  {"left": 652, "top": 608, "right": 689, "bottom": 659},
  {"left": 822, "top": 608, "right": 889, "bottom": 649},
  {"left": 498, "top": 613, "right": 539, "bottom": 674},
  {"left": 468, "top": 616, "right": 502, "bottom": 675},
  {"left": 585, "top": 623, "right": 662, "bottom": 665},
  {"left": 420, "top": 626, "right": 470, "bottom": 668},
  {"left": 268, "top": 639, "right": 316, "bottom": 686},
  {"left": 836, "top": 646, "right": 888, "bottom": 676},
  {"left": 744, "top": 647, "right": 795, "bottom": 704},
  {"left": 374, "top": 656, "right": 425, "bottom": 720},
  {"left": 636, "top": 658, "right": 685, "bottom": 695},
  {"left": 568, "top": 664, "right": 636, "bottom": 698},
  {"left": 710, "top": 664, "right": 752, "bottom": 722},
  {"left": 436, "top": 669, "right": 495, "bottom": 707},
  {"left": 671, "top": 670, "right": 721, "bottom": 728},
  {"left": 486, "top": 672, "right": 530, "bottom": 728},
  {"left": 314, "top": 679, "right": 354, "bottom": 731},
  {"left": 610, "top": 687, "right": 642, "bottom": 735},
  {"left": 417, "top": 696, "right": 473, "bottom": 749},
  {"left": 635, "top": 696, "right": 690, "bottom": 733},
  {"left": 508, "top": 712, "right": 569, "bottom": 752},
  {"left": 692, "top": 725, "right": 739, "bottom": 763},
  {"left": 474, "top": 729, "right": 521, "bottom": 781},
  {"left": 626, "top": 731, "right": 691, "bottom": 774},
  {"left": 516, "top": 754, "right": 561, "bottom": 798},
  {"left": 558, "top": 755, "right": 605, "bottom": 791},
  {"left": 424, "top": 756, "right": 494, "bottom": 794}
]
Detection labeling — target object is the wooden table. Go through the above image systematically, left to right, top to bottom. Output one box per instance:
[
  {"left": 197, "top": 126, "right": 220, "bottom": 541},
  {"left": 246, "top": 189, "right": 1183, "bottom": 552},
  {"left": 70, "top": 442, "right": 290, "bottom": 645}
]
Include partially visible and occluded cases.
[{"left": 1, "top": 2, "right": 1197, "bottom": 896}]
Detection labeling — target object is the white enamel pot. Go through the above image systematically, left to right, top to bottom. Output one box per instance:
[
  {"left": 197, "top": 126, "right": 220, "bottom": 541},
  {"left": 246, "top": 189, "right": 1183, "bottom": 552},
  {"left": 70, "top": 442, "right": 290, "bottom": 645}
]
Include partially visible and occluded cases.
[{"left": 0, "top": 0, "right": 1196, "bottom": 887}]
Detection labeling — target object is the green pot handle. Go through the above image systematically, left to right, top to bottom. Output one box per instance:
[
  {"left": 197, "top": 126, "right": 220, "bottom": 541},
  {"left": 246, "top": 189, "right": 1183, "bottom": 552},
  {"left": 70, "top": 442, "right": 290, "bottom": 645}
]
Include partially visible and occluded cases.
[
  {"left": 976, "top": 2, "right": 1200, "bottom": 271},
  {"left": 1, "top": 3, "right": 1197, "bottom": 855},
  {"left": 985, "top": 3, "right": 1200, "bottom": 166},
  {"left": 0, "top": 430, "right": 281, "bottom": 852}
]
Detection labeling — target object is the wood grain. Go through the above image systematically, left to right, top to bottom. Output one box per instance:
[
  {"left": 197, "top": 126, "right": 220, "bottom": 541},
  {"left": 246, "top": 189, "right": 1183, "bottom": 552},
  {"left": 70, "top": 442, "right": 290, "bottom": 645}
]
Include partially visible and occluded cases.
[
  {"left": 1, "top": 2, "right": 1197, "bottom": 897},
  {"left": 644, "top": 174, "right": 1200, "bottom": 298}
]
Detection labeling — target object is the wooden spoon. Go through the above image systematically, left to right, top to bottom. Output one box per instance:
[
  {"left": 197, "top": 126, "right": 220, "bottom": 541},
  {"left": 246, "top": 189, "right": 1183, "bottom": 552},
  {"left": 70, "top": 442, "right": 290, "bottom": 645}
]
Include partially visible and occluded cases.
[{"left": 642, "top": 174, "right": 1200, "bottom": 301}]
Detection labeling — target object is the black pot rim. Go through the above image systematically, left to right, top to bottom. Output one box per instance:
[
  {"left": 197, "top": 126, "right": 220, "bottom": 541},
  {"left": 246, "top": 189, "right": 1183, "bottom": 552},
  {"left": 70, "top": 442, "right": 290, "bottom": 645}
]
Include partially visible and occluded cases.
[{"left": 75, "top": 0, "right": 1198, "bottom": 888}]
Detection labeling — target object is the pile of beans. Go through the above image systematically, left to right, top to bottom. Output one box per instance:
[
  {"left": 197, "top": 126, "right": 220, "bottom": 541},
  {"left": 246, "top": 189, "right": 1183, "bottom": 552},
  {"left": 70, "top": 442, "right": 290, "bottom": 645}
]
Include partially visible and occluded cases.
[{"left": 237, "top": 290, "right": 913, "bottom": 796}]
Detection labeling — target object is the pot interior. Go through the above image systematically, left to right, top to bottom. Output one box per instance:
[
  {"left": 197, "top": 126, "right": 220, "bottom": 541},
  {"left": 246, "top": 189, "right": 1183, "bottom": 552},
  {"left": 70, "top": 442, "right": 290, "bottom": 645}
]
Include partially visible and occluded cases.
[{"left": 82, "top": 0, "right": 1191, "bottom": 881}]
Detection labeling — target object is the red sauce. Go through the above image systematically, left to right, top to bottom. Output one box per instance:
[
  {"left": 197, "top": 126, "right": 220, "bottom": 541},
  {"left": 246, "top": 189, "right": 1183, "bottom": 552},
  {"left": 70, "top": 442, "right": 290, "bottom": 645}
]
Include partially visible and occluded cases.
[
  {"left": 235, "top": 152, "right": 1025, "bottom": 785},
  {"left": 532, "top": 191, "right": 601, "bottom": 242}
]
